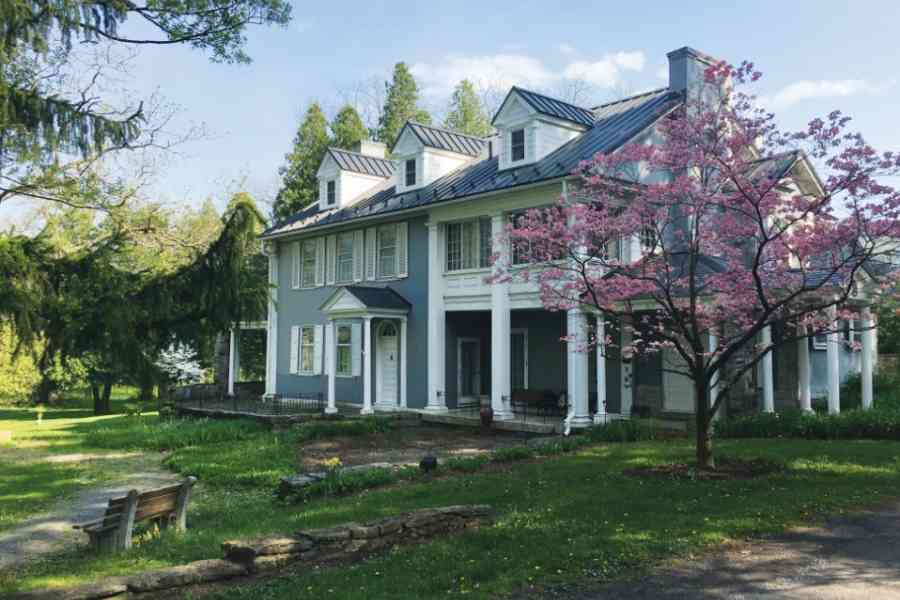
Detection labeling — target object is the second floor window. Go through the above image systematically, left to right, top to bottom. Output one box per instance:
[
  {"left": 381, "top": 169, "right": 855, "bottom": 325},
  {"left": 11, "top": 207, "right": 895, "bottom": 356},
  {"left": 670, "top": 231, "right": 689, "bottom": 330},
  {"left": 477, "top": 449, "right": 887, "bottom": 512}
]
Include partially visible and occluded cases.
[
  {"left": 511, "top": 128, "right": 525, "bottom": 162},
  {"left": 405, "top": 158, "right": 416, "bottom": 187},
  {"left": 326, "top": 180, "right": 336, "bottom": 206},
  {"left": 446, "top": 218, "right": 492, "bottom": 271},
  {"left": 377, "top": 225, "right": 397, "bottom": 279},
  {"left": 335, "top": 232, "right": 354, "bottom": 283},
  {"left": 300, "top": 239, "right": 317, "bottom": 288}
]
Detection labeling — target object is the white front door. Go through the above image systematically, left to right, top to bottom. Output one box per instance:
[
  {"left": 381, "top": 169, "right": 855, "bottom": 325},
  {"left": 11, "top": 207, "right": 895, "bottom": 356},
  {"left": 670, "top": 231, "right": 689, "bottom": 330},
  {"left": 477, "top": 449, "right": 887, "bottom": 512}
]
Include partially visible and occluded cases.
[
  {"left": 376, "top": 321, "right": 399, "bottom": 406},
  {"left": 457, "top": 337, "right": 481, "bottom": 407}
]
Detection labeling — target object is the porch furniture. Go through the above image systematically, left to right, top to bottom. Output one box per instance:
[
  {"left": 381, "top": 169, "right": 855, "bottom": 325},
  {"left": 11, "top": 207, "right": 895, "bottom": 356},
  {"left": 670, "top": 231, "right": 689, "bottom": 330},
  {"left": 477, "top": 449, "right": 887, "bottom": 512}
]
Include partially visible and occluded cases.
[
  {"left": 511, "top": 389, "right": 566, "bottom": 417},
  {"left": 73, "top": 476, "right": 197, "bottom": 552}
]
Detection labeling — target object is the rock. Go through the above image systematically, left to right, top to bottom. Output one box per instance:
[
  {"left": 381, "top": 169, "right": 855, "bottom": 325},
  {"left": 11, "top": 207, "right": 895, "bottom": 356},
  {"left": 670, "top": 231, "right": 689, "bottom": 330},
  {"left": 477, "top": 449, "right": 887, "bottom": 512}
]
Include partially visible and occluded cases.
[
  {"left": 435, "top": 504, "right": 494, "bottom": 517},
  {"left": 404, "top": 510, "right": 444, "bottom": 529},
  {"left": 374, "top": 516, "right": 406, "bottom": 535},
  {"left": 346, "top": 522, "right": 381, "bottom": 539},
  {"left": 299, "top": 526, "right": 351, "bottom": 542},
  {"left": 222, "top": 535, "right": 313, "bottom": 562},
  {"left": 247, "top": 553, "right": 302, "bottom": 574},
  {"left": 127, "top": 559, "right": 247, "bottom": 592},
  {"left": 8, "top": 581, "right": 128, "bottom": 600}
]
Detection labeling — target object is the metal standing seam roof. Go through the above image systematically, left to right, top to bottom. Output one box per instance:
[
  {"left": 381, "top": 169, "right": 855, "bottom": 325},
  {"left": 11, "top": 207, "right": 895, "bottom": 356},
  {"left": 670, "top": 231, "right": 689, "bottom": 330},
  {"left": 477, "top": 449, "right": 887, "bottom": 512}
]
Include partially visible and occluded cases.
[
  {"left": 496, "top": 86, "right": 598, "bottom": 128},
  {"left": 263, "top": 88, "right": 683, "bottom": 239},
  {"left": 400, "top": 121, "right": 487, "bottom": 157},
  {"left": 327, "top": 148, "right": 395, "bottom": 178},
  {"left": 344, "top": 285, "right": 411, "bottom": 311}
]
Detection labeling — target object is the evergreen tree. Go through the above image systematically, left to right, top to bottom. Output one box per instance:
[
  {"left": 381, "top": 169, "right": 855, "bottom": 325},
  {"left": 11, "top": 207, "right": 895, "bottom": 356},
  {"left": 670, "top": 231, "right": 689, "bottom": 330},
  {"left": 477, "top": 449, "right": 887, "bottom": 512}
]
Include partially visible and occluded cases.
[
  {"left": 376, "top": 62, "right": 431, "bottom": 147},
  {"left": 444, "top": 79, "right": 492, "bottom": 137},
  {"left": 273, "top": 103, "right": 330, "bottom": 221},
  {"left": 330, "top": 105, "right": 369, "bottom": 150}
]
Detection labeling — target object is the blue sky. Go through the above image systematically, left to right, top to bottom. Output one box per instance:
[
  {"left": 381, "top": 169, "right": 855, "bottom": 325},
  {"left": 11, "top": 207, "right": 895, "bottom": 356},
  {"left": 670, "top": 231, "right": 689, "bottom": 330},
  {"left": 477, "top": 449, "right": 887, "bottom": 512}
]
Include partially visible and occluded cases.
[{"left": 119, "top": 0, "right": 900, "bottom": 214}]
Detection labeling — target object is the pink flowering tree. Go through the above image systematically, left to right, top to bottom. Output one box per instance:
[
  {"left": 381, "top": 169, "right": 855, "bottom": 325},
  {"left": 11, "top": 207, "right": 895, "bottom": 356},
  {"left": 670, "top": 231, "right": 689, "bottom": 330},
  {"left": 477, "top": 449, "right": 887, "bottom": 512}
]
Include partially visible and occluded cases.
[{"left": 497, "top": 61, "right": 900, "bottom": 468}]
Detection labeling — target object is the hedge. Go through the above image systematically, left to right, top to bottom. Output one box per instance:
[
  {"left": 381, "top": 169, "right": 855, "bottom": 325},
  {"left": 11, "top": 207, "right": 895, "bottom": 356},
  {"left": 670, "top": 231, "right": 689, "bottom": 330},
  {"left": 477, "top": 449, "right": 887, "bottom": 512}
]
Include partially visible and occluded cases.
[{"left": 714, "top": 408, "right": 900, "bottom": 440}]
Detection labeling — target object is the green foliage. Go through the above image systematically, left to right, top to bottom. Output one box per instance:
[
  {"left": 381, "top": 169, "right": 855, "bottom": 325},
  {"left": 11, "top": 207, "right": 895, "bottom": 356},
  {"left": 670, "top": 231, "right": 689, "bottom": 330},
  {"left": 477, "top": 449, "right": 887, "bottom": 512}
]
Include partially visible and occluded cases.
[
  {"left": 377, "top": 62, "right": 430, "bottom": 147},
  {"left": 443, "top": 79, "right": 492, "bottom": 137},
  {"left": 272, "top": 102, "right": 330, "bottom": 220},
  {"left": 330, "top": 104, "right": 369, "bottom": 150},
  {"left": 876, "top": 298, "right": 900, "bottom": 354},
  {"left": 840, "top": 370, "right": 900, "bottom": 412},
  {"left": 715, "top": 408, "right": 900, "bottom": 440},
  {"left": 81, "top": 417, "right": 269, "bottom": 452},
  {"left": 587, "top": 418, "right": 659, "bottom": 442},
  {"left": 489, "top": 445, "right": 534, "bottom": 463},
  {"left": 443, "top": 454, "right": 490, "bottom": 472},
  {"left": 288, "top": 467, "right": 410, "bottom": 503}
]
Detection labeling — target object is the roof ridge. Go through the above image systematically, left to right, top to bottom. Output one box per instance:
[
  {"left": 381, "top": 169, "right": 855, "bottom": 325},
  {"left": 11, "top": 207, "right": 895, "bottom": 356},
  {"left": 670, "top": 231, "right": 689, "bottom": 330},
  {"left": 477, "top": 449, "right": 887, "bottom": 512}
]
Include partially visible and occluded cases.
[
  {"left": 511, "top": 85, "right": 592, "bottom": 112},
  {"left": 591, "top": 87, "right": 670, "bottom": 111},
  {"left": 407, "top": 120, "right": 488, "bottom": 142}
]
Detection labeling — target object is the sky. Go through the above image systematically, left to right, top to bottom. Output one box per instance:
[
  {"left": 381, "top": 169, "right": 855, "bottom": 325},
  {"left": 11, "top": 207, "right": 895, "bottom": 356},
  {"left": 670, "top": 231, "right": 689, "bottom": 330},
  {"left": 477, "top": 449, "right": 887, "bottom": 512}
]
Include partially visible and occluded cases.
[{"left": 36, "top": 1, "right": 900, "bottom": 215}]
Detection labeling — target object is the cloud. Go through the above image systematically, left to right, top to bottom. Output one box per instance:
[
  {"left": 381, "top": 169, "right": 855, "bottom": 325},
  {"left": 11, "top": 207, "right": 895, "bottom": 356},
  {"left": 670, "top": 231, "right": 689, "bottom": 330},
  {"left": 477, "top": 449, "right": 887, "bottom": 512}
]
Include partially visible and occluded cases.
[
  {"left": 557, "top": 43, "right": 577, "bottom": 56},
  {"left": 412, "top": 50, "right": 646, "bottom": 97},
  {"left": 760, "top": 79, "right": 893, "bottom": 110}
]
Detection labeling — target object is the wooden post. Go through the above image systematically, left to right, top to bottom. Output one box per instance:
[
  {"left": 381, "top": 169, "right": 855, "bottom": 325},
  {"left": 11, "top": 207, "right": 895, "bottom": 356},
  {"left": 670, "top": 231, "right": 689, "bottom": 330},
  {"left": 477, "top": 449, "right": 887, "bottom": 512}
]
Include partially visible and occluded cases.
[
  {"left": 174, "top": 477, "right": 197, "bottom": 533},
  {"left": 117, "top": 489, "right": 139, "bottom": 550}
]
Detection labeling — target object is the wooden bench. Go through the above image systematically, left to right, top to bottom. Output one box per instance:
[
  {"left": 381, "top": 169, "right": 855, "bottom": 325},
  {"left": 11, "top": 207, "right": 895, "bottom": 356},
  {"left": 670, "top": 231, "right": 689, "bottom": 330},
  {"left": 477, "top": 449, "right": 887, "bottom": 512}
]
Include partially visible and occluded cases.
[{"left": 73, "top": 476, "right": 196, "bottom": 552}]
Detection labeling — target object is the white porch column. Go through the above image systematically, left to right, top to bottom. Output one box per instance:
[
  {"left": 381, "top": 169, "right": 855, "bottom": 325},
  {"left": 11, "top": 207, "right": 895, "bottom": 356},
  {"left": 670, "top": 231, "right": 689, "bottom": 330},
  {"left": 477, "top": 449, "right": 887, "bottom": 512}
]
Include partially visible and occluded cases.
[
  {"left": 490, "top": 213, "right": 514, "bottom": 420},
  {"left": 426, "top": 222, "right": 447, "bottom": 412},
  {"left": 264, "top": 251, "right": 278, "bottom": 398},
  {"left": 827, "top": 305, "right": 841, "bottom": 414},
  {"left": 861, "top": 306, "right": 874, "bottom": 410},
  {"left": 567, "top": 309, "right": 591, "bottom": 427},
  {"left": 594, "top": 315, "right": 607, "bottom": 424},
  {"left": 361, "top": 317, "right": 373, "bottom": 415},
  {"left": 400, "top": 317, "right": 408, "bottom": 410},
  {"left": 325, "top": 320, "right": 337, "bottom": 414},
  {"left": 620, "top": 324, "right": 633, "bottom": 417},
  {"left": 760, "top": 325, "right": 775, "bottom": 413},
  {"left": 797, "top": 326, "right": 812, "bottom": 413},
  {"left": 227, "top": 328, "right": 237, "bottom": 397},
  {"left": 709, "top": 331, "right": 720, "bottom": 420}
]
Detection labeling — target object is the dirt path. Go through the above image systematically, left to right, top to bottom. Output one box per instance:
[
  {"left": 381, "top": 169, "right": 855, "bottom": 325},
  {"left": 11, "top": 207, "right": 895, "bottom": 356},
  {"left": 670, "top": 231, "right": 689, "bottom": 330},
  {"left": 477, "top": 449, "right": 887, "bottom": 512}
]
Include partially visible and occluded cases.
[
  {"left": 0, "top": 453, "right": 179, "bottom": 572},
  {"left": 514, "top": 499, "right": 900, "bottom": 599}
]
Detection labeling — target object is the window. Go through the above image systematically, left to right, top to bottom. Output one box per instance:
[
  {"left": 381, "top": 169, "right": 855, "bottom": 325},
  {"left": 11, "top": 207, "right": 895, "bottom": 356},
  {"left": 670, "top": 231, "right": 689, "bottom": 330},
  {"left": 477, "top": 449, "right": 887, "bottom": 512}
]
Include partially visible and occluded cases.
[
  {"left": 511, "top": 128, "right": 525, "bottom": 162},
  {"left": 405, "top": 158, "right": 416, "bottom": 187},
  {"left": 326, "top": 180, "right": 336, "bottom": 206},
  {"left": 446, "top": 218, "right": 492, "bottom": 272},
  {"left": 377, "top": 225, "right": 397, "bottom": 279},
  {"left": 640, "top": 225, "right": 658, "bottom": 254},
  {"left": 335, "top": 232, "right": 354, "bottom": 283},
  {"left": 300, "top": 239, "right": 317, "bottom": 288},
  {"left": 336, "top": 324, "right": 352, "bottom": 376},
  {"left": 300, "top": 326, "right": 316, "bottom": 373},
  {"left": 813, "top": 332, "right": 828, "bottom": 350}
]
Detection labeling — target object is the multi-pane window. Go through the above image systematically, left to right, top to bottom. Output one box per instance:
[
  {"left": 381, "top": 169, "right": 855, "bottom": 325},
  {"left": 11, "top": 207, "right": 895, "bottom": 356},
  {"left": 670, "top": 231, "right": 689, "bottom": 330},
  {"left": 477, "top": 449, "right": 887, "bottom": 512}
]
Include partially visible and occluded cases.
[
  {"left": 511, "top": 128, "right": 526, "bottom": 162},
  {"left": 405, "top": 158, "right": 416, "bottom": 187},
  {"left": 326, "top": 180, "right": 336, "bottom": 206},
  {"left": 446, "top": 218, "right": 492, "bottom": 272},
  {"left": 377, "top": 225, "right": 397, "bottom": 279},
  {"left": 640, "top": 225, "right": 658, "bottom": 254},
  {"left": 335, "top": 232, "right": 354, "bottom": 283},
  {"left": 300, "top": 239, "right": 317, "bottom": 288},
  {"left": 336, "top": 325, "right": 352, "bottom": 376},
  {"left": 299, "top": 326, "right": 316, "bottom": 373}
]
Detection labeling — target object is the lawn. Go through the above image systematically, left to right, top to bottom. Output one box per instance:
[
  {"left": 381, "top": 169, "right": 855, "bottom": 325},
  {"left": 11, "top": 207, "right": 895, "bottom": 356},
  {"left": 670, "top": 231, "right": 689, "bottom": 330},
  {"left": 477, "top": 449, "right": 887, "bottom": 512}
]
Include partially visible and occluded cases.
[{"left": 2, "top": 406, "right": 899, "bottom": 599}]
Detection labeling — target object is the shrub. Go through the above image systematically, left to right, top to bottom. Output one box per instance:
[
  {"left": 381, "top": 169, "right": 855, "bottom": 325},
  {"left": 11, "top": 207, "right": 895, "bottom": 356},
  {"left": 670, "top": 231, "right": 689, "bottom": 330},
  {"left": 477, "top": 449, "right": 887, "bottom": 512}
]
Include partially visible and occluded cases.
[
  {"left": 714, "top": 408, "right": 900, "bottom": 440},
  {"left": 587, "top": 419, "right": 658, "bottom": 442},
  {"left": 490, "top": 446, "right": 534, "bottom": 463},
  {"left": 443, "top": 455, "right": 490, "bottom": 472},
  {"left": 287, "top": 467, "right": 413, "bottom": 503}
]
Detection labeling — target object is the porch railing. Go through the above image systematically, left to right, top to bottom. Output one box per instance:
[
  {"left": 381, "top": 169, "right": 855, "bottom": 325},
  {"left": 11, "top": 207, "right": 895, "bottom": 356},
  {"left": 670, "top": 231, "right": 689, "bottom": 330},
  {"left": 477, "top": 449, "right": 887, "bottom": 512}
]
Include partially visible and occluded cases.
[{"left": 175, "top": 385, "right": 325, "bottom": 416}]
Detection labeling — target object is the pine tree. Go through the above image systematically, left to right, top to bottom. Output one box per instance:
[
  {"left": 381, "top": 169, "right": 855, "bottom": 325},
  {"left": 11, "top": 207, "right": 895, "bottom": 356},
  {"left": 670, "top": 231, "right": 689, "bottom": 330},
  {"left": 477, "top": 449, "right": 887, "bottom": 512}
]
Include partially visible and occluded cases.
[
  {"left": 376, "top": 62, "right": 431, "bottom": 147},
  {"left": 444, "top": 80, "right": 492, "bottom": 137},
  {"left": 273, "top": 103, "right": 330, "bottom": 221},
  {"left": 330, "top": 105, "right": 369, "bottom": 150}
]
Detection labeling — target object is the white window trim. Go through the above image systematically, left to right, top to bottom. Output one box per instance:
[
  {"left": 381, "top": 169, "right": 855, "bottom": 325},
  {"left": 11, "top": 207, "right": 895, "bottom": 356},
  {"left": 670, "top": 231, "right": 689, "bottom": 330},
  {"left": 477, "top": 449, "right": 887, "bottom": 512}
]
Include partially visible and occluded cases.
[
  {"left": 510, "top": 127, "right": 526, "bottom": 163},
  {"left": 404, "top": 158, "right": 417, "bottom": 187},
  {"left": 326, "top": 179, "right": 337, "bottom": 206},
  {"left": 444, "top": 217, "right": 492, "bottom": 274},
  {"left": 376, "top": 224, "right": 398, "bottom": 280},
  {"left": 335, "top": 232, "right": 355, "bottom": 285},
  {"left": 298, "top": 238, "right": 319, "bottom": 289},
  {"left": 335, "top": 323, "right": 354, "bottom": 378},
  {"left": 298, "top": 325, "right": 317, "bottom": 375},
  {"left": 812, "top": 333, "right": 828, "bottom": 351}
]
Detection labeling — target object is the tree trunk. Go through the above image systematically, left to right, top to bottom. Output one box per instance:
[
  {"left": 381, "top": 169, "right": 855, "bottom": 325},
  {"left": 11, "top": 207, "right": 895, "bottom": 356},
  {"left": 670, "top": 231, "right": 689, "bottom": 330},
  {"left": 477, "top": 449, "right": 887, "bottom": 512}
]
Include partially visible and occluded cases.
[
  {"left": 695, "top": 380, "right": 714, "bottom": 469},
  {"left": 93, "top": 382, "right": 111, "bottom": 415}
]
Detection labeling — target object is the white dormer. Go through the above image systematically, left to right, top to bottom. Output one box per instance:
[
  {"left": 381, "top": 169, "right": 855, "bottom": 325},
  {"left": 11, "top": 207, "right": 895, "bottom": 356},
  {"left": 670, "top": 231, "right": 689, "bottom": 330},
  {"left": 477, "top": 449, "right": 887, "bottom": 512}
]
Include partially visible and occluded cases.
[
  {"left": 491, "top": 87, "right": 594, "bottom": 171},
  {"left": 391, "top": 122, "right": 486, "bottom": 193},
  {"left": 316, "top": 141, "right": 394, "bottom": 211}
]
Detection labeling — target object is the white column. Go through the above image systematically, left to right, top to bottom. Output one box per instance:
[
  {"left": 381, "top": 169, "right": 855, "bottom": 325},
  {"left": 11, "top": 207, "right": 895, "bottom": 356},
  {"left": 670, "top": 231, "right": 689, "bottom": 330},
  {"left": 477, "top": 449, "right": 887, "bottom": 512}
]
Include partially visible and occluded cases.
[
  {"left": 490, "top": 213, "right": 514, "bottom": 420},
  {"left": 426, "top": 223, "right": 447, "bottom": 412},
  {"left": 264, "top": 251, "right": 278, "bottom": 398},
  {"left": 827, "top": 305, "right": 841, "bottom": 414},
  {"left": 861, "top": 306, "right": 874, "bottom": 410},
  {"left": 567, "top": 309, "right": 591, "bottom": 427},
  {"left": 594, "top": 315, "right": 607, "bottom": 424},
  {"left": 361, "top": 317, "right": 373, "bottom": 415},
  {"left": 400, "top": 317, "right": 408, "bottom": 410},
  {"left": 325, "top": 320, "right": 337, "bottom": 414},
  {"left": 620, "top": 323, "right": 633, "bottom": 417},
  {"left": 761, "top": 325, "right": 775, "bottom": 413},
  {"left": 797, "top": 326, "right": 812, "bottom": 413},
  {"left": 228, "top": 328, "right": 237, "bottom": 397},
  {"left": 709, "top": 331, "right": 720, "bottom": 420}
]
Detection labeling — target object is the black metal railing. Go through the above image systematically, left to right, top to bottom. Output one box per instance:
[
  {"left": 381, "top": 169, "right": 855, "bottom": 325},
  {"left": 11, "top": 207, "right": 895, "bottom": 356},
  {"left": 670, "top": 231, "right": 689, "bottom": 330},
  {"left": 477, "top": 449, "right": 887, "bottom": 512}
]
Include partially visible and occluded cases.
[{"left": 175, "top": 386, "right": 325, "bottom": 416}]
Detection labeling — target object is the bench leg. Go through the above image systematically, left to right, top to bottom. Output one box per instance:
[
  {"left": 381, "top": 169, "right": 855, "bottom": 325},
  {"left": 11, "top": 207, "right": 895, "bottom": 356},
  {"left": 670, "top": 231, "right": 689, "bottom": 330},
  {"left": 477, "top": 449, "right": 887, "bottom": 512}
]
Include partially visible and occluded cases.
[
  {"left": 173, "top": 476, "right": 197, "bottom": 533},
  {"left": 116, "top": 489, "right": 139, "bottom": 550}
]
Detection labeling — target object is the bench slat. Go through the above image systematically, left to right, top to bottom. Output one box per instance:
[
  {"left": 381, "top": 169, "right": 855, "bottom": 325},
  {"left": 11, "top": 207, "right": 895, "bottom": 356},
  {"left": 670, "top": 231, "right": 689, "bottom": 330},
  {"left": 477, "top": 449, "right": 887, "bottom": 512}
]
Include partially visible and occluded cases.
[{"left": 107, "top": 483, "right": 182, "bottom": 507}]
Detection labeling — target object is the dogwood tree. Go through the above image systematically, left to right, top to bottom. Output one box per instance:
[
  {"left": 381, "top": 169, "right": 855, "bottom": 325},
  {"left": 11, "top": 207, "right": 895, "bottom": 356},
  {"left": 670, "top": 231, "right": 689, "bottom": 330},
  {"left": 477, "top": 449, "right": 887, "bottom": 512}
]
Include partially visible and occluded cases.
[{"left": 498, "top": 61, "right": 900, "bottom": 467}]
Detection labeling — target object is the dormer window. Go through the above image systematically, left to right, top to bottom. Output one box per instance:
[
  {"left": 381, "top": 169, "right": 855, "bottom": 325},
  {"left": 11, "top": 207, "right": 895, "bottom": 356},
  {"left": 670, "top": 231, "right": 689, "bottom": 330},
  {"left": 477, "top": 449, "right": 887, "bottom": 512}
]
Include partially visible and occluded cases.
[
  {"left": 511, "top": 129, "right": 526, "bottom": 162},
  {"left": 405, "top": 158, "right": 416, "bottom": 187},
  {"left": 326, "top": 180, "right": 336, "bottom": 206}
]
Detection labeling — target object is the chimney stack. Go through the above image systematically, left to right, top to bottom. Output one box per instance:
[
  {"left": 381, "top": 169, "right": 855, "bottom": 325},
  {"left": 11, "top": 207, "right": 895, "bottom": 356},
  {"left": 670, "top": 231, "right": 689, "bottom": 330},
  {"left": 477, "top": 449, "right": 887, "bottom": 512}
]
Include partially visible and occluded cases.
[{"left": 352, "top": 139, "right": 387, "bottom": 158}]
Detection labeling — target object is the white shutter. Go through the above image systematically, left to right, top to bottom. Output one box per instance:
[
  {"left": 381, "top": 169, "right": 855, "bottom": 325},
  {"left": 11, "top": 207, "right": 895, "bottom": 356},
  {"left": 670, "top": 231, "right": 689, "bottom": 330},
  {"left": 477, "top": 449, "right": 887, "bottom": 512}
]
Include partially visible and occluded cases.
[
  {"left": 396, "top": 222, "right": 408, "bottom": 278},
  {"left": 365, "top": 227, "right": 377, "bottom": 280},
  {"left": 353, "top": 230, "right": 365, "bottom": 282},
  {"left": 326, "top": 235, "right": 336, "bottom": 285},
  {"left": 315, "top": 237, "right": 325, "bottom": 286},
  {"left": 291, "top": 242, "right": 300, "bottom": 289},
  {"left": 351, "top": 322, "right": 362, "bottom": 377},
  {"left": 313, "top": 325, "right": 323, "bottom": 375},
  {"left": 289, "top": 326, "right": 299, "bottom": 374}
]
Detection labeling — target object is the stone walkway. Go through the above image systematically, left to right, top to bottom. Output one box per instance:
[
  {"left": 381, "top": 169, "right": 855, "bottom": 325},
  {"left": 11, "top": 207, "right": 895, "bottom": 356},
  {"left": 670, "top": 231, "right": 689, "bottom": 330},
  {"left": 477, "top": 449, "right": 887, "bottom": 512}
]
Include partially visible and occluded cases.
[
  {"left": 0, "top": 454, "right": 179, "bottom": 572},
  {"left": 513, "top": 499, "right": 900, "bottom": 599}
]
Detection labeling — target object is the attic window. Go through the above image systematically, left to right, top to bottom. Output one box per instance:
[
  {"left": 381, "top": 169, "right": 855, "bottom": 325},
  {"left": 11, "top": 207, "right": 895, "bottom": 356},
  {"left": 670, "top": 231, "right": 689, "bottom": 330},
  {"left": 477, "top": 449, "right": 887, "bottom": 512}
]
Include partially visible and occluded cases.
[
  {"left": 511, "top": 128, "right": 525, "bottom": 162},
  {"left": 405, "top": 158, "right": 416, "bottom": 187},
  {"left": 326, "top": 180, "right": 336, "bottom": 206}
]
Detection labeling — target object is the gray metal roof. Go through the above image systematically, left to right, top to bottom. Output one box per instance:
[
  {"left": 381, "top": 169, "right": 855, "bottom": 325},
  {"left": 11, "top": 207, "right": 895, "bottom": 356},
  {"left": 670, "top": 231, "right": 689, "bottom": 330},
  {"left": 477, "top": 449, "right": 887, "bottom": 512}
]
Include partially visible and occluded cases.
[
  {"left": 495, "top": 87, "right": 597, "bottom": 128},
  {"left": 263, "top": 88, "right": 682, "bottom": 238},
  {"left": 397, "top": 121, "right": 486, "bottom": 157},
  {"left": 327, "top": 148, "right": 395, "bottom": 178},
  {"left": 345, "top": 286, "right": 411, "bottom": 311}
]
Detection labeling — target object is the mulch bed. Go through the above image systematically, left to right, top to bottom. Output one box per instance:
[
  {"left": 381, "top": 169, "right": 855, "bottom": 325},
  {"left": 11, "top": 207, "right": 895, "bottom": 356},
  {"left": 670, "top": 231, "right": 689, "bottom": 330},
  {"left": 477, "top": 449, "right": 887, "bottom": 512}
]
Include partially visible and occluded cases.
[{"left": 623, "top": 457, "right": 785, "bottom": 481}]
